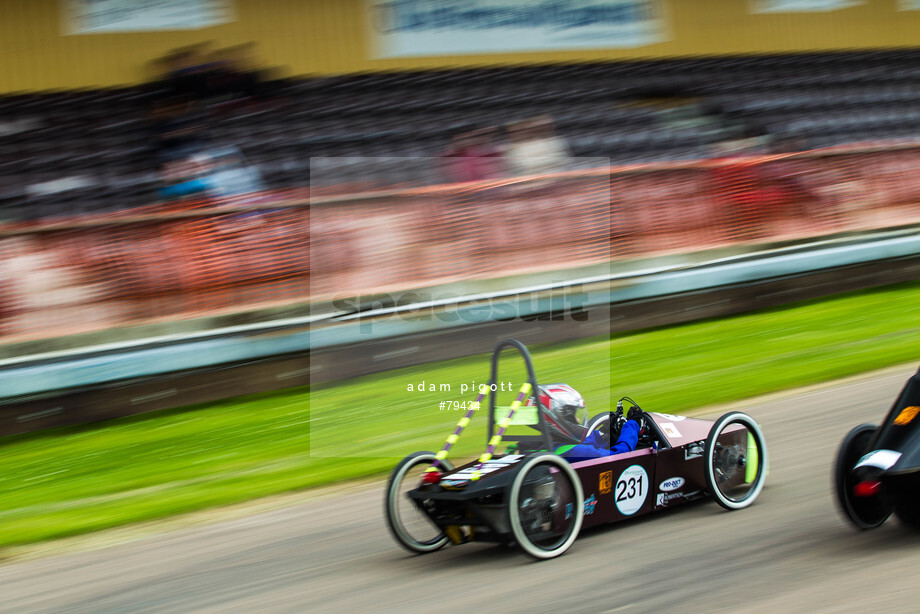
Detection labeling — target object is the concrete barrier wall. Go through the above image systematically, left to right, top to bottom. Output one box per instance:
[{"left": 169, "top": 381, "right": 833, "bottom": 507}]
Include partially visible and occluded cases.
[{"left": 2, "top": 251, "right": 918, "bottom": 437}]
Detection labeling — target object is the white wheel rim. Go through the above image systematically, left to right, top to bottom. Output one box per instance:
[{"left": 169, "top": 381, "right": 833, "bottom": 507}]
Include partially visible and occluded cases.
[
  {"left": 706, "top": 413, "right": 768, "bottom": 510},
  {"left": 386, "top": 454, "right": 452, "bottom": 553},
  {"left": 508, "top": 454, "right": 584, "bottom": 559}
]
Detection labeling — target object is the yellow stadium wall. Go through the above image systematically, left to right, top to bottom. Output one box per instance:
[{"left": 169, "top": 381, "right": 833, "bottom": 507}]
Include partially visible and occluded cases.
[{"left": 2, "top": 0, "right": 920, "bottom": 93}]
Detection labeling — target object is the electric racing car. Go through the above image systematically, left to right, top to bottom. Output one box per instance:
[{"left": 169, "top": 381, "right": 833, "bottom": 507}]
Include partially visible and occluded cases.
[
  {"left": 385, "top": 339, "right": 769, "bottom": 559},
  {"left": 835, "top": 364, "right": 920, "bottom": 529}
]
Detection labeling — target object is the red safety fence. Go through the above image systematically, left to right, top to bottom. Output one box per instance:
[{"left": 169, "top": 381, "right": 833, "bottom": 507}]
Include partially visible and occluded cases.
[
  {"left": 309, "top": 143, "right": 920, "bottom": 301},
  {"left": 1, "top": 144, "right": 920, "bottom": 342}
]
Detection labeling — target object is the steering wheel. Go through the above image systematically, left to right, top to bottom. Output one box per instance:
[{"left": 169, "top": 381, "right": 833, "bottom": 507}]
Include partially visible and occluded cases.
[
  {"left": 586, "top": 409, "right": 628, "bottom": 447},
  {"left": 585, "top": 412, "right": 613, "bottom": 446}
]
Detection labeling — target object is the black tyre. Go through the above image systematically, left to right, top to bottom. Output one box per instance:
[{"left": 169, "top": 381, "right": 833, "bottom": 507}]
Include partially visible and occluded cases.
[
  {"left": 704, "top": 412, "right": 768, "bottom": 510},
  {"left": 834, "top": 424, "right": 890, "bottom": 530},
  {"left": 385, "top": 451, "right": 453, "bottom": 554},
  {"left": 507, "top": 453, "right": 583, "bottom": 560},
  {"left": 895, "top": 500, "right": 920, "bottom": 530}
]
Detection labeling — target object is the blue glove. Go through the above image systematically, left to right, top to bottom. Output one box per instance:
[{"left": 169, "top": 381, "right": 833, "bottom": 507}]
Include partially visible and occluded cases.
[{"left": 611, "top": 420, "right": 640, "bottom": 454}]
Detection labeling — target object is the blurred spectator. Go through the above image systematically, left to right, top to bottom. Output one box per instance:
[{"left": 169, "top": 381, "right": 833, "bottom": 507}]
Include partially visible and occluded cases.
[
  {"left": 147, "top": 41, "right": 286, "bottom": 205},
  {"left": 153, "top": 41, "right": 281, "bottom": 110},
  {"left": 162, "top": 42, "right": 218, "bottom": 103},
  {"left": 218, "top": 43, "right": 278, "bottom": 101},
  {"left": 207, "top": 46, "right": 258, "bottom": 103},
  {"left": 148, "top": 97, "right": 208, "bottom": 163},
  {"left": 504, "top": 115, "right": 572, "bottom": 177},
  {"left": 441, "top": 125, "right": 505, "bottom": 183},
  {"left": 158, "top": 147, "right": 267, "bottom": 203},
  {"left": 205, "top": 147, "right": 266, "bottom": 198},
  {"left": 158, "top": 155, "right": 215, "bottom": 200}
]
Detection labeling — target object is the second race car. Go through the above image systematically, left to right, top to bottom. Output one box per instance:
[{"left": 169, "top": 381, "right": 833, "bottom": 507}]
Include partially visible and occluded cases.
[{"left": 835, "top": 364, "right": 920, "bottom": 529}]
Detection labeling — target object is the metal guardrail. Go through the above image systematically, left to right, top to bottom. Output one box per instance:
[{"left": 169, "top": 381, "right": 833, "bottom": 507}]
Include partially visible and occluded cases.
[
  {"left": 0, "top": 227, "right": 918, "bottom": 401},
  {"left": 310, "top": 228, "right": 920, "bottom": 349}
]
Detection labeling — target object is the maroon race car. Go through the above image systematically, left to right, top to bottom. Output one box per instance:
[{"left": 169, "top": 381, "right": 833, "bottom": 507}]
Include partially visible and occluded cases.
[{"left": 385, "top": 339, "right": 769, "bottom": 559}]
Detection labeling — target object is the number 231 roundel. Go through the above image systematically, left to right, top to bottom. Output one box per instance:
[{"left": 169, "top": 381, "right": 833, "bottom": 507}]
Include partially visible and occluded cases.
[{"left": 615, "top": 465, "right": 649, "bottom": 516}]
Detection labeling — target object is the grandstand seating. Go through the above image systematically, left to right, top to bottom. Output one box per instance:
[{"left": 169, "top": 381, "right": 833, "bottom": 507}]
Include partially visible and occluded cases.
[{"left": 2, "top": 48, "right": 920, "bottom": 218}]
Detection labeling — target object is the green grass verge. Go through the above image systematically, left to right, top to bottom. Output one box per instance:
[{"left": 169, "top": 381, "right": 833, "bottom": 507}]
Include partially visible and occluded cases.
[{"left": 2, "top": 280, "right": 920, "bottom": 550}]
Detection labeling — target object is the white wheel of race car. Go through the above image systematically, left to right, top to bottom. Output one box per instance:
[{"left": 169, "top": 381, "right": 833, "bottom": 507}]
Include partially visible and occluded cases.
[
  {"left": 704, "top": 412, "right": 768, "bottom": 510},
  {"left": 385, "top": 451, "right": 453, "bottom": 554},
  {"left": 507, "top": 453, "right": 584, "bottom": 560}
]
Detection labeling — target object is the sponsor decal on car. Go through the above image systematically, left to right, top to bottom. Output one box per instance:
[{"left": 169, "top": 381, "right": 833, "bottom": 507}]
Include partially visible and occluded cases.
[
  {"left": 894, "top": 406, "right": 920, "bottom": 425},
  {"left": 653, "top": 412, "right": 686, "bottom": 421},
  {"left": 661, "top": 422, "right": 682, "bottom": 439},
  {"left": 855, "top": 449, "right": 902, "bottom": 471},
  {"left": 441, "top": 455, "right": 524, "bottom": 487},
  {"left": 444, "top": 456, "right": 522, "bottom": 479},
  {"left": 615, "top": 465, "right": 648, "bottom": 516},
  {"left": 599, "top": 470, "right": 613, "bottom": 495},
  {"left": 659, "top": 477, "right": 685, "bottom": 492},
  {"left": 656, "top": 490, "right": 700, "bottom": 507},
  {"left": 656, "top": 492, "right": 682, "bottom": 506},
  {"left": 584, "top": 494, "right": 598, "bottom": 515}
]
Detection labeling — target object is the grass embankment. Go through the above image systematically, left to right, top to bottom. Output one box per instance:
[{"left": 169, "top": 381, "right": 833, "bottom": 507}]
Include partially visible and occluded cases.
[{"left": 2, "top": 281, "right": 920, "bottom": 550}]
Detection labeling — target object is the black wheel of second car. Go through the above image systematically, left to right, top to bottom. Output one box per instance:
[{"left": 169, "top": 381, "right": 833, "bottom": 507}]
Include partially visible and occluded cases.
[
  {"left": 834, "top": 424, "right": 890, "bottom": 530},
  {"left": 507, "top": 453, "right": 584, "bottom": 560},
  {"left": 895, "top": 499, "right": 920, "bottom": 530}
]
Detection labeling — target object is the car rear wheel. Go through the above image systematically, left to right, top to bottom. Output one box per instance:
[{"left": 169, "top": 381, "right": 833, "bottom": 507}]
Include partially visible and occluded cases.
[
  {"left": 704, "top": 412, "right": 768, "bottom": 510},
  {"left": 834, "top": 424, "right": 890, "bottom": 529},
  {"left": 385, "top": 451, "right": 454, "bottom": 554},
  {"left": 507, "top": 453, "right": 583, "bottom": 559}
]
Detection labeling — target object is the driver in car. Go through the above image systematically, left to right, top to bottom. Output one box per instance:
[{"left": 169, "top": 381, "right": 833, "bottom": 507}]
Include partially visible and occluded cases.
[{"left": 529, "top": 384, "right": 641, "bottom": 461}]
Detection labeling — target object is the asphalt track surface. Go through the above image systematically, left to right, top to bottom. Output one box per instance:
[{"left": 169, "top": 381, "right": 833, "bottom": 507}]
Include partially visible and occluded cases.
[{"left": 4, "top": 365, "right": 920, "bottom": 613}]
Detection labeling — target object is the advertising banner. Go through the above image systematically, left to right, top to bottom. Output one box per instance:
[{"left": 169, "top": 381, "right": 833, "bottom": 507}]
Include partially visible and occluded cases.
[
  {"left": 62, "top": 0, "right": 234, "bottom": 34},
  {"left": 368, "top": 0, "right": 668, "bottom": 58},
  {"left": 750, "top": 0, "right": 863, "bottom": 12}
]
